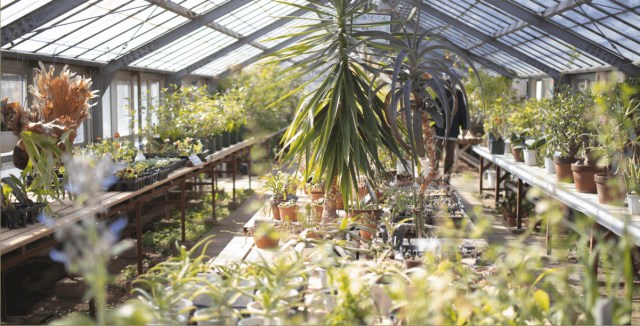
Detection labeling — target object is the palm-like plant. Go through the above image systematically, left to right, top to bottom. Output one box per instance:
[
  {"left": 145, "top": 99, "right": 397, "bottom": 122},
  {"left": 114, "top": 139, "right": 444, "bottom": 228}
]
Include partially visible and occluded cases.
[
  {"left": 268, "top": 0, "right": 405, "bottom": 222},
  {"left": 268, "top": 0, "right": 477, "bottom": 223}
]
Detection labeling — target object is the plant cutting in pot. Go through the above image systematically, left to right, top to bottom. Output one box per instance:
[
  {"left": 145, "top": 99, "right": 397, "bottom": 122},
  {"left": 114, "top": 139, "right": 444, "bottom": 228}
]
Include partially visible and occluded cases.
[
  {"left": 592, "top": 96, "right": 639, "bottom": 205},
  {"left": 483, "top": 97, "right": 511, "bottom": 155},
  {"left": 509, "top": 132, "right": 526, "bottom": 162},
  {"left": 520, "top": 135, "right": 547, "bottom": 167},
  {"left": 625, "top": 157, "right": 640, "bottom": 215},
  {"left": 260, "top": 171, "right": 290, "bottom": 220},
  {"left": 308, "top": 179, "right": 324, "bottom": 201},
  {"left": 278, "top": 200, "right": 299, "bottom": 222},
  {"left": 355, "top": 212, "right": 378, "bottom": 241},
  {"left": 249, "top": 222, "right": 281, "bottom": 249}
]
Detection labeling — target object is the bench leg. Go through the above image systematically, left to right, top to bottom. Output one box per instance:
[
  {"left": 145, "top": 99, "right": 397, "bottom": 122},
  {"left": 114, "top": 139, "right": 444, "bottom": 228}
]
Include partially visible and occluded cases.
[
  {"left": 248, "top": 147, "right": 252, "bottom": 190},
  {"left": 232, "top": 154, "right": 237, "bottom": 204},
  {"left": 479, "top": 156, "right": 484, "bottom": 195},
  {"left": 211, "top": 163, "right": 217, "bottom": 222},
  {"left": 494, "top": 166, "right": 501, "bottom": 207},
  {"left": 516, "top": 178, "right": 523, "bottom": 229},
  {"left": 181, "top": 180, "right": 186, "bottom": 243},
  {"left": 136, "top": 201, "right": 143, "bottom": 275},
  {"left": 546, "top": 214, "right": 552, "bottom": 255}
]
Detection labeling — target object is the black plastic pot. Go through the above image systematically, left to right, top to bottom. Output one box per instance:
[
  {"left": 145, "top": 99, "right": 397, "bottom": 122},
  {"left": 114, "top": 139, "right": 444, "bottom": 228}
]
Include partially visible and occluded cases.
[{"left": 488, "top": 138, "right": 505, "bottom": 155}]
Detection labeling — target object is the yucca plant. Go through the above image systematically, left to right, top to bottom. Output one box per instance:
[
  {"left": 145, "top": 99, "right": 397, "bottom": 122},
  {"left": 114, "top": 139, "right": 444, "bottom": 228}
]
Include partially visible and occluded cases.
[{"left": 267, "top": 1, "right": 478, "bottom": 225}]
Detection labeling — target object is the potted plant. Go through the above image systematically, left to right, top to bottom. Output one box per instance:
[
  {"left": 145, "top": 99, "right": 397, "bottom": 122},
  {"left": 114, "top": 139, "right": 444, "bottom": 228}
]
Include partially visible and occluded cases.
[
  {"left": 543, "top": 88, "right": 592, "bottom": 183},
  {"left": 593, "top": 97, "right": 639, "bottom": 205},
  {"left": 1, "top": 98, "right": 22, "bottom": 153},
  {"left": 483, "top": 98, "right": 510, "bottom": 155},
  {"left": 509, "top": 132, "right": 526, "bottom": 162},
  {"left": 522, "top": 135, "right": 547, "bottom": 167},
  {"left": 625, "top": 158, "right": 640, "bottom": 215},
  {"left": 116, "top": 167, "right": 145, "bottom": 191},
  {"left": 260, "top": 171, "right": 293, "bottom": 220},
  {"left": 308, "top": 180, "right": 324, "bottom": 201},
  {"left": 312, "top": 198, "right": 324, "bottom": 218},
  {"left": 278, "top": 200, "right": 299, "bottom": 222},
  {"left": 355, "top": 213, "right": 378, "bottom": 241},
  {"left": 249, "top": 222, "right": 280, "bottom": 249}
]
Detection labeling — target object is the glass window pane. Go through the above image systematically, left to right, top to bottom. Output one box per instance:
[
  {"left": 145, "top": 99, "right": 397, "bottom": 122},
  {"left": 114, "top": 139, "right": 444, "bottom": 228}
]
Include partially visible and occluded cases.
[{"left": 116, "top": 80, "right": 132, "bottom": 136}]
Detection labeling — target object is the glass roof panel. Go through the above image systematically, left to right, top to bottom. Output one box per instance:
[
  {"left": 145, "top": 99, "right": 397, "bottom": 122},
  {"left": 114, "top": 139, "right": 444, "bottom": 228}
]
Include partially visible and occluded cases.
[
  {"left": 0, "top": 0, "right": 52, "bottom": 25},
  {"left": 214, "top": 0, "right": 307, "bottom": 36},
  {"left": 255, "top": 12, "right": 317, "bottom": 48},
  {"left": 130, "top": 26, "right": 237, "bottom": 71},
  {"left": 192, "top": 44, "right": 262, "bottom": 76}
]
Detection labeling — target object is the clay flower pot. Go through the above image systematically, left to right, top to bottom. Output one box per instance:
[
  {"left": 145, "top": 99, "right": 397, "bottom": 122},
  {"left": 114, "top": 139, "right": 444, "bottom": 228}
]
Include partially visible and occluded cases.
[
  {"left": 511, "top": 147, "right": 524, "bottom": 162},
  {"left": 554, "top": 156, "right": 576, "bottom": 183},
  {"left": 571, "top": 164, "right": 607, "bottom": 193},
  {"left": 594, "top": 173, "right": 626, "bottom": 206},
  {"left": 309, "top": 191, "right": 324, "bottom": 201},
  {"left": 270, "top": 198, "right": 283, "bottom": 220},
  {"left": 278, "top": 204, "right": 299, "bottom": 222},
  {"left": 313, "top": 204, "right": 323, "bottom": 217},
  {"left": 359, "top": 223, "right": 377, "bottom": 240},
  {"left": 253, "top": 235, "right": 280, "bottom": 249}
]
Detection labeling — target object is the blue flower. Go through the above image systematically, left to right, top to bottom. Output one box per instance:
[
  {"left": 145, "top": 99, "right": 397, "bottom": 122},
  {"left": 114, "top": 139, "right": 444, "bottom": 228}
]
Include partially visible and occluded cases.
[
  {"left": 38, "top": 212, "right": 55, "bottom": 228},
  {"left": 49, "top": 249, "right": 68, "bottom": 264}
]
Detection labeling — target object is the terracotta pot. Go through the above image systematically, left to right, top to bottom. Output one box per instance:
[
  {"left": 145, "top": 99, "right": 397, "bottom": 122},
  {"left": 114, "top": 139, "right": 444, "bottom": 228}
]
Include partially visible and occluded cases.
[
  {"left": 511, "top": 147, "right": 524, "bottom": 162},
  {"left": 554, "top": 156, "right": 576, "bottom": 183},
  {"left": 571, "top": 164, "right": 606, "bottom": 193},
  {"left": 594, "top": 173, "right": 626, "bottom": 206},
  {"left": 357, "top": 185, "right": 367, "bottom": 198},
  {"left": 309, "top": 192, "right": 324, "bottom": 201},
  {"left": 335, "top": 193, "right": 344, "bottom": 210},
  {"left": 270, "top": 203, "right": 281, "bottom": 220},
  {"left": 313, "top": 204, "right": 323, "bottom": 217},
  {"left": 278, "top": 205, "right": 299, "bottom": 222},
  {"left": 350, "top": 209, "right": 383, "bottom": 221},
  {"left": 506, "top": 215, "right": 517, "bottom": 228},
  {"left": 359, "top": 223, "right": 377, "bottom": 240},
  {"left": 305, "top": 231, "right": 320, "bottom": 240},
  {"left": 253, "top": 235, "right": 280, "bottom": 249},
  {"left": 404, "top": 259, "right": 422, "bottom": 269}
]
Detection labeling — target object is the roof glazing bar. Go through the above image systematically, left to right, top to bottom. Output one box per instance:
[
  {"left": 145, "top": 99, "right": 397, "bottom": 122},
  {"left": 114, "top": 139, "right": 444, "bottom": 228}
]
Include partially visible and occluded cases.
[
  {"left": 1, "top": 0, "right": 90, "bottom": 45},
  {"left": 102, "top": 0, "right": 251, "bottom": 78},
  {"left": 146, "top": 0, "right": 268, "bottom": 51},
  {"left": 409, "top": 0, "right": 561, "bottom": 79},
  {"left": 484, "top": 0, "right": 640, "bottom": 76},
  {"left": 169, "top": 7, "right": 309, "bottom": 82},
  {"left": 409, "top": 24, "right": 517, "bottom": 78}
]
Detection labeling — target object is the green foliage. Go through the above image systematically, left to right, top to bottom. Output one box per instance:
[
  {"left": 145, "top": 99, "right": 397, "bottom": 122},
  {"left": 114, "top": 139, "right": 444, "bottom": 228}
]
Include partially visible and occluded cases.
[
  {"left": 266, "top": 0, "right": 405, "bottom": 203},
  {"left": 219, "top": 62, "right": 300, "bottom": 135},
  {"left": 464, "top": 68, "right": 514, "bottom": 116},
  {"left": 148, "top": 86, "right": 244, "bottom": 141},
  {"left": 541, "top": 87, "right": 595, "bottom": 158},
  {"left": 592, "top": 95, "right": 640, "bottom": 170},
  {"left": 19, "top": 130, "right": 70, "bottom": 205},
  {"left": 82, "top": 137, "right": 137, "bottom": 163}
]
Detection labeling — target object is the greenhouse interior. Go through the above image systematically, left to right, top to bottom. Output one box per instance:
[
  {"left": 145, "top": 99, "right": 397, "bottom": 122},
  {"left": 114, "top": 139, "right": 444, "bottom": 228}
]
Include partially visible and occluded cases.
[{"left": 1, "top": 0, "right": 640, "bottom": 324}]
